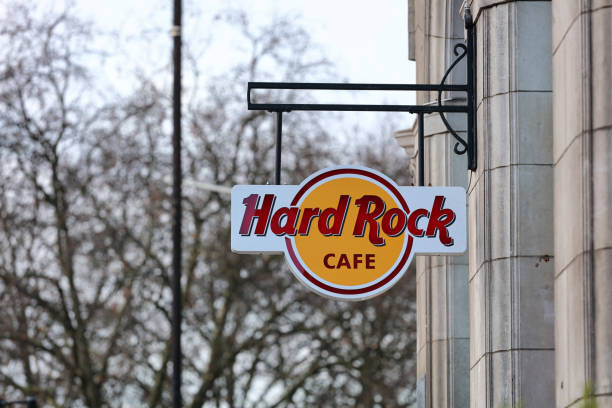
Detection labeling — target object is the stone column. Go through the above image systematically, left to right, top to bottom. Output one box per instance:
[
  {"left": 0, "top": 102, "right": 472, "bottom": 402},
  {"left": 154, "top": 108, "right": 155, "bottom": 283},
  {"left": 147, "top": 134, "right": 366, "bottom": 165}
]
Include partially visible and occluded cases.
[
  {"left": 410, "top": 0, "right": 470, "bottom": 407},
  {"left": 466, "top": 1, "right": 555, "bottom": 407},
  {"left": 552, "top": 1, "right": 612, "bottom": 406},
  {"left": 417, "top": 113, "right": 470, "bottom": 408}
]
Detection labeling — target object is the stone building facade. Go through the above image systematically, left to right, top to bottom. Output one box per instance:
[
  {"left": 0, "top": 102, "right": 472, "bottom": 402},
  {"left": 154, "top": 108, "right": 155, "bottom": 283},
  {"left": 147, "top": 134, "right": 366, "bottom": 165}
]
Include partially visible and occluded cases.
[{"left": 397, "top": 1, "right": 612, "bottom": 407}]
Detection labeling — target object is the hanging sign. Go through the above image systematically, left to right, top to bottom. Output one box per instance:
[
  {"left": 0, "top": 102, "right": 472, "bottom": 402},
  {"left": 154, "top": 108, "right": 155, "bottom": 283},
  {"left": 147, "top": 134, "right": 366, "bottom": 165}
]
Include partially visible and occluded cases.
[{"left": 231, "top": 166, "right": 466, "bottom": 300}]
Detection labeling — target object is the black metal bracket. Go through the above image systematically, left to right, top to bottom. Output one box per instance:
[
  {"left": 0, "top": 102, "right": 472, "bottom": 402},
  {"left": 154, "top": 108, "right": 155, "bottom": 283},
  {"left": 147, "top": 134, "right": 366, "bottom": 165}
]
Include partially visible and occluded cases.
[{"left": 247, "top": 6, "right": 476, "bottom": 186}]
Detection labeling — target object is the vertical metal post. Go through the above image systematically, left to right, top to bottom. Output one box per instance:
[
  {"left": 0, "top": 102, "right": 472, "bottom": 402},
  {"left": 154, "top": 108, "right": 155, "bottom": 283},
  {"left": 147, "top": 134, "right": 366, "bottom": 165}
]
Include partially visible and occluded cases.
[
  {"left": 171, "top": 0, "right": 182, "bottom": 406},
  {"left": 465, "top": 5, "right": 477, "bottom": 171},
  {"left": 275, "top": 111, "right": 283, "bottom": 185},
  {"left": 418, "top": 112, "right": 425, "bottom": 186}
]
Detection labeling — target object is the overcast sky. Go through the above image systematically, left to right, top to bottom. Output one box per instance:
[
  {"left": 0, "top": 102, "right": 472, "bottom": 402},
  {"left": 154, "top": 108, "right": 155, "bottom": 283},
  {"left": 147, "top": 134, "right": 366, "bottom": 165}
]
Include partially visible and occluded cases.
[
  {"left": 48, "top": 0, "right": 417, "bottom": 133},
  {"left": 70, "top": 0, "right": 415, "bottom": 83},
  {"left": 255, "top": 0, "right": 416, "bottom": 84}
]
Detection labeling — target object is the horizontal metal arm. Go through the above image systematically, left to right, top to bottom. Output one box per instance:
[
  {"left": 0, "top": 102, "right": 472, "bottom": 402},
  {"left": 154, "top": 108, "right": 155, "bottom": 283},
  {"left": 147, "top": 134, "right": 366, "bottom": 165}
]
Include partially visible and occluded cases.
[
  {"left": 247, "top": 81, "right": 469, "bottom": 113},
  {"left": 249, "top": 81, "right": 467, "bottom": 92},
  {"left": 248, "top": 102, "right": 469, "bottom": 113}
]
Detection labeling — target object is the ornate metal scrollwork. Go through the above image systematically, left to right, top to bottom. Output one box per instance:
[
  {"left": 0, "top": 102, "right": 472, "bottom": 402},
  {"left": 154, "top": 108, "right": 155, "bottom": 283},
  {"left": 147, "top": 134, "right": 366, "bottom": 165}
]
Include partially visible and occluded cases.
[{"left": 438, "top": 43, "right": 469, "bottom": 155}]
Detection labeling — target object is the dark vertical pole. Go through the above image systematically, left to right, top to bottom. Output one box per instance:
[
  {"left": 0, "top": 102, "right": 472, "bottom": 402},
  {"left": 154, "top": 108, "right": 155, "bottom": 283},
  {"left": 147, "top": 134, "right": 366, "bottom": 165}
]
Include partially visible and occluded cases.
[
  {"left": 171, "top": 0, "right": 182, "bottom": 406},
  {"left": 465, "top": 4, "right": 476, "bottom": 171},
  {"left": 275, "top": 111, "right": 283, "bottom": 185},
  {"left": 418, "top": 112, "right": 425, "bottom": 186}
]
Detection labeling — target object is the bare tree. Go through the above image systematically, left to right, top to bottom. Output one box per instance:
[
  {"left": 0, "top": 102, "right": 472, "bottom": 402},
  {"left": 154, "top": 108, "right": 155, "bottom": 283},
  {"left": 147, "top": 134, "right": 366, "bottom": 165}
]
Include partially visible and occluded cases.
[{"left": 0, "top": 3, "right": 416, "bottom": 407}]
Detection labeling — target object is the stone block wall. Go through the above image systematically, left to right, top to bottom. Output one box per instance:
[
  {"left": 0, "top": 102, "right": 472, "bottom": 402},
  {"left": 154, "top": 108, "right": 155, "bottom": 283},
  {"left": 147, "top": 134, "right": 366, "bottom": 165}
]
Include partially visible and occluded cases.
[
  {"left": 406, "top": 0, "right": 612, "bottom": 406},
  {"left": 411, "top": 1, "right": 470, "bottom": 407},
  {"left": 552, "top": 1, "right": 612, "bottom": 406},
  {"left": 468, "top": 2, "right": 556, "bottom": 407}
]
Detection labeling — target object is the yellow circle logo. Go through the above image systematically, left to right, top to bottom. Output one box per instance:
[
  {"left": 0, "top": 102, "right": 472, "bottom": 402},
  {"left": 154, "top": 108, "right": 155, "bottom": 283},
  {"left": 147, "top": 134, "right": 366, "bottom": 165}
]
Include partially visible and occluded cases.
[
  {"left": 284, "top": 168, "right": 414, "bottom": 299},
  {"left": 294, "top": 177, "right": 405, "bottom": 285}
]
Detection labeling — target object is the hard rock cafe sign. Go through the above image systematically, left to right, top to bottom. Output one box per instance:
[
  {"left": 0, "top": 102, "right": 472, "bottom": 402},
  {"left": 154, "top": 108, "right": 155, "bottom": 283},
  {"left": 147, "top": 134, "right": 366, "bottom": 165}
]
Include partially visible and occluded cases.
[{"left": 231, "top": 166, "right": 466, "bottom": 300}]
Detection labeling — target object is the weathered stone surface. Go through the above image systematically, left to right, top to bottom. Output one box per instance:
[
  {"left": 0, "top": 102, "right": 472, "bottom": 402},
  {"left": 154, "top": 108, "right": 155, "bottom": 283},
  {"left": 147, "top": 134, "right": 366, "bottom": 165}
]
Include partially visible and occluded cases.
[
  {"left": 408, "top": 0, "right": 415, "bottom": 61},
  {"left": 429, "top": 0, "right": 449, "bottom": 39},
  {"left": 467, "top": 0, "right": 554, "bottom": 26},
  {"left": 551, "top": 0, "right": 579, "bottom": 50},
  {"left": 408, "top": 1, "right": 603, "bottom": 407},
  {"left": 469, "top": 1, "right": 555, "bottom": 406},
  {"left": 516, "top": 2, "right": 553, "bottom": 91},
  {"left": 414, "top": 3, "right": 474, "bottom": 400},
  {"left": 484, "top": 5, "right": 511, "bottom": 97},
  {"left": 592, "top": 8, "right": 612, "bottom": 130},
  {"left": 552, "top": 16, "right": 583, "bottom": 163},
  {"left": 476, "top": 20, "right": 485, "bottom": 107},
  {"left": 427, "top": 36, "right": 448, "bottom": 95},
  {"left": 482, "top": 91, "right": 553, "bottom": 167},
  {"left": 517, "top": 92, "right": 553, "bottom": 164},
  {"left": 487, "top": 94, "right": 511, "bottom": 169},
  {"left": 424, "top": 113, "right": 467, "bottom": 137},
  {"left": 593, "top": 128, "right": 612, "bottom": 251},
  {"left": 427, "top": 132, "right": 447, "bottom": 187},
  {"left": 553, "top": 137, "right": 584, "bottom": 274},
  {"left": 517, "top": 165, "right": 554, "bottom": 255},
  {"left": 488, "top": 167, "right": 511, "bottom": 260},
  {"left": 468, "top": 177, "right": 485, "bottom": 280},
  {"left": 594, "top": 247, "right": 612, "bottom": 395},
  {"left": 554, "top": 255, "right": 588, "bottom": 406},
  {"left": 518, "top": 256, "right": 555, "bottom": 349},
  {"left": 489, "top": 259, "right": 512, "bottom": 352},
  {"left": 554, "top": 262, "right": 568, "bottom": 405},
  {"left": 417, "top": 264, "right": 427, "bottom": 358},
  {"left": 431, "top": 265, "right": 448, "bottom": 342},
  {"left": 451, "top": 265, "right": 470, "bottom": 338},
  {"left": 469, "top": 267, "right": 485, "bottom": 367},
  {"left": 450, "top": 338, "right": 470, "bottom": 405},
  {"left": 432, "top": 339, "right": 449, "bottom": 407},
  {"left": 417, "top": 346, "right": 427, "bottom": 385},
  {"left": 519, "top": 349, "right": 555, "bottom": 407},
  {"left": 490, "top": 351, "right": 512, "bottom": 405},
  {"left": 470, "top": 356, "right": 486, "bottom": 408},
  {"left": 593, "top": 396, "right": 612, "bottom": 406}
]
